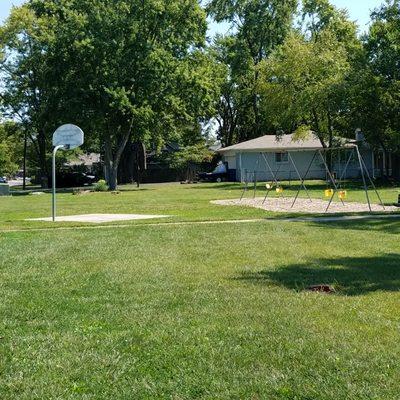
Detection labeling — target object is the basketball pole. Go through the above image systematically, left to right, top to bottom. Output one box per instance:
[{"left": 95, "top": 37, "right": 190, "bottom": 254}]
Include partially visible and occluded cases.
[{"left": 52, "top": 144, "right": 68, "bottom": 222}]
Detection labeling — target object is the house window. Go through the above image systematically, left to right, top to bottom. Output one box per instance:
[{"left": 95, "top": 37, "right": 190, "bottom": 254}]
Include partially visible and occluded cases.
[{"left": 275, "top": 152, "right": 288, "bottom": 163}]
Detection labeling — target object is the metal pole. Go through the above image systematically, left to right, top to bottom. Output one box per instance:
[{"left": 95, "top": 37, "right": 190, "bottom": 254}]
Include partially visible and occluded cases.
[
  {"left": 52, "top": 145, "right": 64, "bottom": 222},
  {"left": 356, "top": 146, "right": 372, "bottom": 212},
  {"left": 325, "top": 148, "right": 355, "bottom": 212},
  {"left": 338, "top": 148, "right": 355, "bottom": 182},
  {"left": 358, "top": 148, "right": 385, "bottom": 209},
  {"left": 291, "top": 150, "right": 317, "bottom": 208},
  {"left": 318, "top": 150, "right": 344, "bottom": 212},
  {"left": 239, "top": 152, "right": 243, "bottom": 183},
  {"left": 288, "top": 152, "right": 312, "bottom": 203},
  {"left": 254, "top": 153, "right": 261, "bottom": 198},
  {"left": 261, "top": 153, "right": 283, "bottom": 203},
  {"left": 261, "top": 153, "right": 280, "bottom": 186},
  {"left": 240, "top": 169, "right": 248, "bottom": 201},
  {"left": 253, "top": 170, "right": 257, "bottom": 198}
]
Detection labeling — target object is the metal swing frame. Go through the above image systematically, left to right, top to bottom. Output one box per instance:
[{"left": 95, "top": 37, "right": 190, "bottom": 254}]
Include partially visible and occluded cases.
[{"left": 239, "top": 145, "right": 385, "bottom": 213}]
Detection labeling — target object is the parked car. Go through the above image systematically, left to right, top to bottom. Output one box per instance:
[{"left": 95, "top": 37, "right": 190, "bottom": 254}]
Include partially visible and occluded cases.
[
  {"left": 198, "top": 162, "right": 228, "bottom": 183},
  {"left": 51, "top": 171, "right": 97, "bottom": 188},
  {"left": 0, "top": 176, "right": 7, "bottom": 184}
]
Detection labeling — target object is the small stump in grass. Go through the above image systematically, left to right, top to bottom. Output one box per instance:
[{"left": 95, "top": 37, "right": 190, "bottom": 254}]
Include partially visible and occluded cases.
[{"left": 306, "top": 285, "right": 336, "bottom": 293}]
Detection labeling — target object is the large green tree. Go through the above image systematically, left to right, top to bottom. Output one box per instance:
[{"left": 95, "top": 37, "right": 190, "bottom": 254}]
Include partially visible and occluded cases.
[
  {"left": 1, "top": 0, "right": 219, "bottom": 190},
  {"left": 37, "top": 0, "right": 219, "bottom": 190},
  {"left": 207, "top": 0, "right": 298, "bottom": 145},
  {"left": 257, "top": 0, "right": 361, "bottom": 149},
  {"left": 352, "top": 0, "right": 400, "bottom": 163},
  {"left": 0, "top": 3, "right": 96, "bottom": 187},
  {"left": 1, "top": 6, "right": 59, "bottom": 186},
  {"left": 258, "top": 31, "right": 350, "bottom": 147},
  {"left": 0, "top": 122, "right": 23, "bottom": 176}
]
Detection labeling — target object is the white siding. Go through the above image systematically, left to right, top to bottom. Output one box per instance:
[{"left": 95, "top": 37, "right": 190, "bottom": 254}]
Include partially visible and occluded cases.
[{"left": 234, "top": 150, "right": 374, "bottom": 182}]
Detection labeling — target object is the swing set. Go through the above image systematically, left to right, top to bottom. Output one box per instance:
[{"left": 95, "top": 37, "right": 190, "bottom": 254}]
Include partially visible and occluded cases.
[{"left": 240, "top": 145, "right": 385, "bottom": 213}]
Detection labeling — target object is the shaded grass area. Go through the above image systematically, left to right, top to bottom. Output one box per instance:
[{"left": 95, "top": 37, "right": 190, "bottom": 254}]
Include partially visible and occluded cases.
[
  {"left": 1, "top": 181, "right": 400, "bottom": 231},
  {"left": 310, "top": 217, "right": 400, "bottom": 235},
  {"left": 0, "top": 220, "right": 399, "bottom": 399},
  {"left": 239, "top": 253, "right": 400, "bottom": 295}
]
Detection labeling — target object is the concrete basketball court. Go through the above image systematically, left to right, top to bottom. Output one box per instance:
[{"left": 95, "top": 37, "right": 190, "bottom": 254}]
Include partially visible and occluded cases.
[{"left": 27, "top": 214, "right": 170, "bottom": 223}]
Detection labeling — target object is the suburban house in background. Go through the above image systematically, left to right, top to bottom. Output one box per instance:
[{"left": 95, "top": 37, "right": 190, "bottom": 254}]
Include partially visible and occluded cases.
[
  {"left": 218, "top": 132, "right": 396, "bottom": 182},
  {"left": 65, "top": 153, "right": 101, "bottom": 173}
]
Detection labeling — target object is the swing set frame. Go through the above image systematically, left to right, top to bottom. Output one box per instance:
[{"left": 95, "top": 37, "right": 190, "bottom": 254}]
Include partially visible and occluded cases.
[{"left": 240, "top": 145, "right": 385, "bottom": 213}]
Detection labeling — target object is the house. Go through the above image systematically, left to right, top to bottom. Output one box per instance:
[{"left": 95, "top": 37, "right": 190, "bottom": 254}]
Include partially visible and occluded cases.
[
  {"left": 218, "top": 133, "right": 383, "bottom": 182},
  {"left": 65, "top": 153, "right": 101, "bottom": 173}
]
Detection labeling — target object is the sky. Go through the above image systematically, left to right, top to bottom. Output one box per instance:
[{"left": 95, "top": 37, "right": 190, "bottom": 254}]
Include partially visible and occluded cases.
[{"left": 0, "top": 0, "right": 386, "bottom": 33}]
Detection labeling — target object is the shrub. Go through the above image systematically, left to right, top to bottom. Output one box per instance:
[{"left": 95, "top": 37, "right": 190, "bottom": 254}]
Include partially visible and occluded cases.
[{"left": 93, "top": 179, "right": 108, "bottom": 192}]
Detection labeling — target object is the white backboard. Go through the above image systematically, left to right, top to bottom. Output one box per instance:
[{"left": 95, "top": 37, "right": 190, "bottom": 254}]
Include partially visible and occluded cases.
[{"left": 53, "top": 124, "right": 84, "bottom": 149}]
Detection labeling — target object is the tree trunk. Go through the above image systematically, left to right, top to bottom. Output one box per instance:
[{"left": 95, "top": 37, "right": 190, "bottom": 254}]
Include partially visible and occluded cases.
[
  {"left": 251, "top": 63, "right": 261, "bottom": 139},
  {"left": 103, "top": 123, "right": 133, "bottom": 191},
  {"left": 37, "top": 131, "right": 49, "bottom": 188},
  {"left": 22, "top": 132, "right": 27, "bottom": 190},
  {"left": 104, "top": 132, "right": 118, "bottom": 190},
  {"left": 104, "top": 146, "right": 118, "bottom": 190},
  {"left": 384, "top": 149, "right": 390, "bottom": 177},
  {"left": 136, "top": 163, "right": 140, "bottom": 188},
  {"left": 108, "top": 166, "right": 118, "bottom": 191}
]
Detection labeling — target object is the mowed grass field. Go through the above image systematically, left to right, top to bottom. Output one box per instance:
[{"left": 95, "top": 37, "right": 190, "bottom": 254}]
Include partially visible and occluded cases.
[
  {"left": 1, "top": 180, "right": 400, "bottom": 231},
  {"left": 1, "top": 183, "right": 399, "bottom": 399}
]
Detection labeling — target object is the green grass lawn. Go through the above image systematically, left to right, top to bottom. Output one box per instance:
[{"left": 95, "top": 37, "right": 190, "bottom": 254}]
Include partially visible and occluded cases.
[
  {"left": 1, "top": 180, "right": 400, "bottom": 231},
  {"left": 1, "top": 183, "right": 399, "bottom": 399}
]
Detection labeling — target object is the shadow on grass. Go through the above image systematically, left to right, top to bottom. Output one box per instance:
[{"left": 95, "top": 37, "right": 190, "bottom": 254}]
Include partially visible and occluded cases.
[
  {"left": 187, "top": 183, "right": 242, "bottom": 190},
  {"left": 117, "top": 187, "right": 152, "bottom": 192},
  {"left": 310, "top": 218, "right": 400, "bottom": 235},
  {"left": 237, "top": 254, "right": 400, "bottom": 295}
]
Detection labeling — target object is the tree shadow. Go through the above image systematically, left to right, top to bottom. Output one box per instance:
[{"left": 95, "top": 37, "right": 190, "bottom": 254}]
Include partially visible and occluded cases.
[
  {"left": 186, "top": 183, "right": 242, "bottom": 191},
  {"left": 118, "top": 187, "right": 153, "bottom": 192},
  {"left": 309, "top": 218, "right": 400, "bottom": 235},
  {"left": 237, "top": 254, "right": 400, "bottom": 295}
]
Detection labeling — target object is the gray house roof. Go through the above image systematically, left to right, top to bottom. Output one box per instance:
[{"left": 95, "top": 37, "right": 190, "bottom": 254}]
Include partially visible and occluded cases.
[{"left": 218, "top": 134, "right": 351, "bottom": 153}]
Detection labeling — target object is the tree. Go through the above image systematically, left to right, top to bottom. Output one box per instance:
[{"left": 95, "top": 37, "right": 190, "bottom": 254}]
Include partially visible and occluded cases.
[
  {"left": 35, "top": 0, "right": 220, "bottom": 190},
  {"left": 207, "top": 0, "right": 298, "bottom": 144},
  {"left": 255, "top": 0, "right": 363, "bottom": 154},
  {"left": 302, "top": 0, "right": 358, "bottom": 48},
  {"left": 353, "top": 0, "right": 400, "bottom": 168},
  {"left": 1, "top": 1, "right": 220, "bottom": 190},
  {"left": 1, "top": 6, "right": 56, "bottom": 186},
  {"left": 258, "top": 30, "right": 350, "bottom": 148},
  {"left": 208, "top": 35, "right": 241, "bottom": 147},
  {"left": 0, "top": 122, "right": 23, "bottom": 176},
  {"left": 168, "top": 143, "right": 214, "bottom": 181}
]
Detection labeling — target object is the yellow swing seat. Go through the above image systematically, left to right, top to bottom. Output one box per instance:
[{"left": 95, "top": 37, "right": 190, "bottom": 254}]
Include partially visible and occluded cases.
[
  {"left": 276, "top": 187, "right": 284, "bottom": 194},
  {"left": 324, "top": 189, "right": 334, "bottom": 197},
  {"left": 338, "top": 190, "right": 347, "bottom": 200}
]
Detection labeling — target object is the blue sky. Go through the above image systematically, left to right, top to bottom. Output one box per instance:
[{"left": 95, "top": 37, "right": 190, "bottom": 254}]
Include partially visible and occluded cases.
[{"left": 1, "top": 0, "right": 384, "bottom": 33}]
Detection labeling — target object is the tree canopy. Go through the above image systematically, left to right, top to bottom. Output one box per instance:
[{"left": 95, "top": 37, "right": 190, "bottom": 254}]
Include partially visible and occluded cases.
[
  {"left": 1, "top": 0, "right": 399, "bottom": 186},
  {"left": 1, "top": 0, "right": 220, "bottom": 189},
  {"left": 354, "top": 0, "right": 400, "bottom": 154}
]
